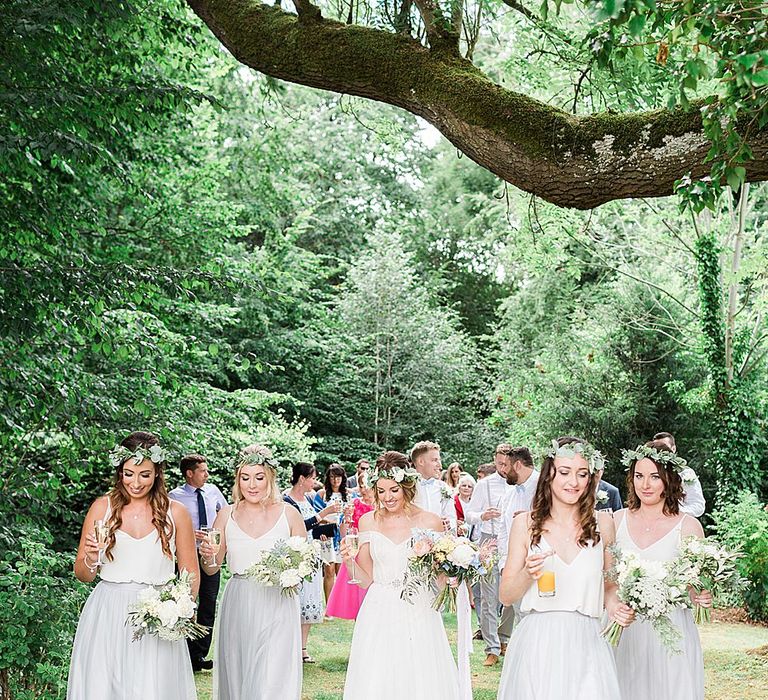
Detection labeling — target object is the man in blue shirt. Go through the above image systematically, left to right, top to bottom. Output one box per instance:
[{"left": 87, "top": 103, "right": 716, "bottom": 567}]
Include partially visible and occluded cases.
[{"left": 169, "top": 454, "right": 227, "bottom": 672}]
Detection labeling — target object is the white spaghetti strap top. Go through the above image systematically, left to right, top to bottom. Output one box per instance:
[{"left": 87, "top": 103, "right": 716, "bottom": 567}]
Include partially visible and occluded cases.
[
  {"left": 99, "top": 498, "right": 176, "bottom": 585},
  {"left": 226, "top": 505, "right": 290, "bottom": 575},
  {"left": 615, "top": 511, "right": 686, "bottom": 563},
  {"left": 520, "top": 533, "right": 605, "bottom": 618}
]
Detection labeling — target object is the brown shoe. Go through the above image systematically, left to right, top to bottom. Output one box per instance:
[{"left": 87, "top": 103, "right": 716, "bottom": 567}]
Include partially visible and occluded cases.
[
  {"left": 473, "top": 629, "right": 483, "bottom": 641},
  {"left": 500, "top": 643, "right": 508, "bottom": 657},
  {"left": 483, "top": 653, "right": 499, "bottom": 667}
]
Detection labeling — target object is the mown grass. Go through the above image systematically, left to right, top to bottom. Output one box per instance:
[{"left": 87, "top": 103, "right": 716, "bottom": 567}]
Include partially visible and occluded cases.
[{"left": 195, "top": 614, "right": 768, "bottom": 699}]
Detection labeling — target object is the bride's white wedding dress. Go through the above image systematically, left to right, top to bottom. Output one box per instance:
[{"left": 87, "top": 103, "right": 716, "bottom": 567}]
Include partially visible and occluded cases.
[{"left": 343, "top": 530, "right": 459, "bottom": 700}]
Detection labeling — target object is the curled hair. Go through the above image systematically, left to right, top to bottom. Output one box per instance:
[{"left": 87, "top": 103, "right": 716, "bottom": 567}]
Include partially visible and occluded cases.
[
  {"left": 106, "top": 431, "right": 173, "bottom": 561},
  {"left": 530, "top": 436, "right": 600, "bottom": 550},
  {"left": 626, "top": 439, "right": 683, "bottom": 515},
  {"left": 232, "top": 444, "right": 281, "bottom": 508},
  {"left": 372, "top": 451, "right": 417, "bottom": 514},
  {"left": 324, "top": 463, "right": 348, "bottom": 501}
]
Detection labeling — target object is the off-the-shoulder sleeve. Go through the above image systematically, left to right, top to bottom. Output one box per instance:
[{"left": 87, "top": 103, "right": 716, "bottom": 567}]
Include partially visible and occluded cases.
[{"left": 358, "top": 531, "right": 373, "bottom": 546}]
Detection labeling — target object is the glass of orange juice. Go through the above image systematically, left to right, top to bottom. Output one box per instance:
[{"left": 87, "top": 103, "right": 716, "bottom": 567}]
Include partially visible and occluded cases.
[{"left": 535, "top": 548, "right": 556, "bottom": 597}]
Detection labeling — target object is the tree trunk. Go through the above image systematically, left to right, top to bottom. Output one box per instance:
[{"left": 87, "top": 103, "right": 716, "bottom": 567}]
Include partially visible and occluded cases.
[{"left": 186, "top": 1, "right": 768, "bottom": 209}]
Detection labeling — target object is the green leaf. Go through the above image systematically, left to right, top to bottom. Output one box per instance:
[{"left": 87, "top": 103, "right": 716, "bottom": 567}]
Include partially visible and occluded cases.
[{"left": 208, "top": 343, "right": 219, "bottom": 357}]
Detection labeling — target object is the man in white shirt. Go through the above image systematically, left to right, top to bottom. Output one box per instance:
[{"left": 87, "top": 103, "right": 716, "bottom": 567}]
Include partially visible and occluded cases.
[
  {"left": 654, "top": 432, "right": 705, "bottom": 517},
  {"left": 411, "top": 440, "right": 457, "bottom": 522},
  {"left": 464, "top": 444, "right": 517, "bottom": 667},
  {"left": 495, "top": 447, "right": 539, "bottom": 652}
]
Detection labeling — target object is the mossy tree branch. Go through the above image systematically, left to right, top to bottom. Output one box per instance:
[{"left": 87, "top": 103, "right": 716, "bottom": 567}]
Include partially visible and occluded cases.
[{"left": 186, "top": 0, "right": 768, "bottom": 209}]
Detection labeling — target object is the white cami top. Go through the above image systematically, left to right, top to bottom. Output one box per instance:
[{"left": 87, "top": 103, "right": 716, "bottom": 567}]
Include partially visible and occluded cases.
[
  {"left": 99, "top": 499, "right": 176, "bottom": 585},
  {"left": 226, "top": 505, "right": 290, "bottom": 575}
]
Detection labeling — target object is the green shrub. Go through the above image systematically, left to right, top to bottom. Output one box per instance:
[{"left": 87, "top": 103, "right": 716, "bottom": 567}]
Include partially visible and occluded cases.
[
  {"left": 710, "top": 490, "right": 768, "bottom": 622},
  {"left": 0, "top": 527, "right": 89, "bottom": 700}
]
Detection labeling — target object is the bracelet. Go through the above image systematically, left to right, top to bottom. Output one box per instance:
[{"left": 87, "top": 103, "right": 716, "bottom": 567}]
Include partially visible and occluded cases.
[{"left": 83, "top": 553, "right": 99, "bottom": 573}]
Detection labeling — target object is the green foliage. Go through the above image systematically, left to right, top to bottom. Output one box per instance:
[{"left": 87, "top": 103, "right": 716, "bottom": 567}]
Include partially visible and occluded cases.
[
  {"left": 711, "top": 490, "right": 768, "bottom": 622},
  {"left": 0, "top": 527, "right": 88, "bottom": 699}
]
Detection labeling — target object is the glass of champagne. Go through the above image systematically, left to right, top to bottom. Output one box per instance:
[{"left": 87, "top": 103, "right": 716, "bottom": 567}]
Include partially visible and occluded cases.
[
  {"left": 93, "top": 519, "right": 109, "bottom": 567},
  {"left": 207, "top": 528, "right": 221, "bottom": 565},
  {"left": 346, "top": 528, "right": 361, "bottom": 585},
  {"left": 536, "top": 548, "right": 556, "bottom": 598}
]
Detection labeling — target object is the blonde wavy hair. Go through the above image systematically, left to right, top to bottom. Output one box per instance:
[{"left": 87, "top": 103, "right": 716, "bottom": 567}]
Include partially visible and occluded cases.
[
  {"left": 105, "top": 431, "right": 173, "bottom": 561},
  {"left": 231, "top": 444, "right": 282, "bottom": 508}
]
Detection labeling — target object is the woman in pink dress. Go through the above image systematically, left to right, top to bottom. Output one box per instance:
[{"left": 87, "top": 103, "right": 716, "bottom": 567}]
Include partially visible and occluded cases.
[{"left": 325, "top": 478, "right": 375, "bottom": 619}]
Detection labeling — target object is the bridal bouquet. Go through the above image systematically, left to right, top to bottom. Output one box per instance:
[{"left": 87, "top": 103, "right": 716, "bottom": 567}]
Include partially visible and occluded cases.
[
  {"left": 401, "top": 529, "right": 497, "bottom": 612},
  {"left": 244, "top": 536, "right": 321, "bottom": 597},
  {"left": 674, "top": 536, "right": 744, "bottom": 624},
  {"left": 602, "top": 547, "right": 690, "bottom": 653},
  {"left": 126, "top": 571, "right": 208, "bottom": 642}
]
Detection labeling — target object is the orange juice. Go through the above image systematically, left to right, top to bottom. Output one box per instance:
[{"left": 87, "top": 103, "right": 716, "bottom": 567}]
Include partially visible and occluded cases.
[{"left": 537, "top": 570, "right": 556, "bottom": 597}]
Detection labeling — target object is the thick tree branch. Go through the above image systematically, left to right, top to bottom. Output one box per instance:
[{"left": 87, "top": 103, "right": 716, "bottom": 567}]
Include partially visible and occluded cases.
[{"left": 187, "top": 1, "right": 768, "bottom": 209}]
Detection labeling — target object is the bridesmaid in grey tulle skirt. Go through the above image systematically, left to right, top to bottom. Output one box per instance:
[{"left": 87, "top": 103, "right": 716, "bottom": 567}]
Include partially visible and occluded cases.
[{"left": 67, "top": 432, "right": 200, "bottom": 700}]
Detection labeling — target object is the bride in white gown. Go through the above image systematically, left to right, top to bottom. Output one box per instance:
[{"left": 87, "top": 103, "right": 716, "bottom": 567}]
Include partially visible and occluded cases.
[{"left": 341, "top": 451, "right": 459, "bottom": 700}]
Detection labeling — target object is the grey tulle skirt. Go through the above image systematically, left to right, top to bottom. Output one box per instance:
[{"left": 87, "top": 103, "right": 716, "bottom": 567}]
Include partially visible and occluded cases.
[
  {"left": 213, "top": 575, "right": 302, "bottom": 700},
  {"left": 67, "top": 581, "right": 196, "bottom": 700},
  {"left": 615, "top": 608, "right": 704, "bottom": 700},
  {"left": 498, "top": 611, "right": 621, "bottom": 699}
]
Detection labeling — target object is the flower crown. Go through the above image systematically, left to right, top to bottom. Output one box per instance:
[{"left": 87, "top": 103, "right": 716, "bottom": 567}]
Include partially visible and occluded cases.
[
  {"left": 546, "top": 439, "right": 605, "bottom": 474},
  {"left": 110, "top": 444, "right": 167, "bottom": 468},
  {"left": 234, "top": 445, "right": 279, "bottom": 471},
  {"left": 621, "top": 445, "right": 690, "bottom": 479},
  {"left": 368, "top": 465, "right": 420, "bottom": 486}
]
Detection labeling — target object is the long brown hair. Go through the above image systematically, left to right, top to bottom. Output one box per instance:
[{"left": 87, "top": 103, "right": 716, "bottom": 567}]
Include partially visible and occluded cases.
[
  {"left": 105, "top": 431, "right": 173, "bottom": 561},
  {"left": 530, "top": 436, "right": 600, "bottom": 550},
  {"left": 625, "top": 439, "right": 683, "bottom": 516}
]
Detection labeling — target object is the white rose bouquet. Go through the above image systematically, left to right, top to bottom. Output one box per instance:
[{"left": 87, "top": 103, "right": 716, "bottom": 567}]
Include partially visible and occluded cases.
[
  {"left": 401, "top": 529, "right": 497, "bottom": 612},
  {"left": 244, "top": 536, "right": 321, "bottom": 597},
  {"left": 674, "top": 536, "right": 745, "bottom": 624},
  {"left": 602, "top": 546, "right": 690, "bottom": 653},
  {"left": 126, "top": 571, "right": 207, "bottom": 642}
]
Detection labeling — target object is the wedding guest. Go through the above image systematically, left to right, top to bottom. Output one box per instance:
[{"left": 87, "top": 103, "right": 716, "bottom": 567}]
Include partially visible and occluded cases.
[
  {"left": 68, "top": 431, "right": 198, "bottom": 700},
  {"left": 654, "top": 431, "right": 706, "bottom": 516},
  {"left": 498, "top": 437, "right": 633, "bottom": 699},
  {"left": 613, "top": 439, "right": 710, "bottom": 700},
  {"left": 411, "top": 440, "right": 457, "bottom": 522},
  {"left": 200, "top": 444, "right": 305, "bottom": 699},
  {"left": 464, "top": 444, "right": 514, "bottom": 666},
  {"left": 495, "top": 446, "right": 539, "bottom": 650},
  {"left": 341, "top": 451, "right": 459, "bottom": 699},
  {"left": 169, "top": 453, "right": 227, "bottom": 671},
  {"left": 346, "top": 458, "right": 370, "bottom": 492},
  {"left": 284, "top": 462, "right": 339, "bottom": 662},
  {"left": 443, "top": 462, "right": 462, "bottom": 492},
  {"left": 476, "top": 462, "right": 496, "bottom": 480},
  {"left": 317, "top": 464, "right": 349, "bottom": 602},
  {"left": 594, "top": 464, "right": 623, "bottom": 513},
  {"left": 454, "top": 472, "right": 476, "bottom": 526},
  {"left": 325, "top": 476, "right": 376, "bottom": 619}
]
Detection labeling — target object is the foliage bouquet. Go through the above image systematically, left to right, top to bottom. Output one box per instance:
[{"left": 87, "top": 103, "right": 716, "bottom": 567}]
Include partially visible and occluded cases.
[
  {"left": 401, "top": 529, "right": 497, "bottom": 612},
  {"left": 244, "top": 536, "right": 321, "bottom": 596},
  {"left": 674, "top": 536, "right": 745, "bottom": 624},
  {"left": 602, "top": 547, "right": 690, "bottom": 653},
  {"left": 126, "top": 571, "right": 207, "bottom": 642}
]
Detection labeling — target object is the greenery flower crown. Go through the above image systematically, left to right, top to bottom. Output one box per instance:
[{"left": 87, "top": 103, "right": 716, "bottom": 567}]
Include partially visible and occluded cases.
[
  {"left": 546, "top": 439, "right": 605, "bottom": 475},
  {"left": 109, "top": 444, "right": 167, "bottom": 468},
  {"left": 234, "top": 445, "right": 279, "bottom": 471},
  {"left": 621, "top": 445, "right": 690, "bottom": 477},
  {"left": 368, "top": 465, "right": 420, "bottom": 486}
]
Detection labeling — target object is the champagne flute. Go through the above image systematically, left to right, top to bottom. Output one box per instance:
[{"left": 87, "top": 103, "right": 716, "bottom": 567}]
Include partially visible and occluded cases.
[
  {"left": 93, "top": 519, "right": 109, "bottom": 567},
  {"left": 207, "top": 528, "right": 221, "bottom": 563},
  {"left": 346, "top": 528, "right": 361, "bottom": 585}
]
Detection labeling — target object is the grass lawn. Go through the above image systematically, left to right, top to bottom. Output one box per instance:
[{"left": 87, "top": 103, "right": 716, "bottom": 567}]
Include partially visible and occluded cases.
[{"left": 195, "top": 614, "right": 768, "bottom": 699}]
